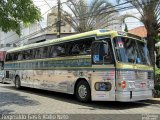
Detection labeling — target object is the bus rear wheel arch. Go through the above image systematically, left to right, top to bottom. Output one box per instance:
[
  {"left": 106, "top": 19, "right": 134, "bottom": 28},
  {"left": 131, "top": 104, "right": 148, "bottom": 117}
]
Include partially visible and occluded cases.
[
  {"left": 15, "top": 76, "right": 21, "bottom": 89},
  {"left": 75, "top": 79, "right": 91, "bottom": 102}
]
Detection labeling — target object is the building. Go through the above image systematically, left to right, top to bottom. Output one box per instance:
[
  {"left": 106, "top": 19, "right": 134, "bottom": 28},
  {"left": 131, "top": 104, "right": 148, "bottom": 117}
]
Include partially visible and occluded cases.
[
  {"left": 47, "top": 8, "right": 72, "bottom": 34},
  {"left": 0, "top": 22, "right": 43, "bottom": 51},
  {"left": 128, "top": 26, "right": 147, "bottom": 38},
  {"left": 0, "top": 31, "right": 19, "bottom": 51}
]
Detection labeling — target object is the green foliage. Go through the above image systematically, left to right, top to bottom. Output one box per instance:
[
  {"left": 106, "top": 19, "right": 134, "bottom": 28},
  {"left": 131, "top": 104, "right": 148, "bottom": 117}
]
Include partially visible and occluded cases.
[
  {"left": 0, "top": 0, "right": 41, "bottom": 35},
  {"left": 62, "top": 0, "right": 117, "bottom": 33},
  {"left": 117, "top": 0, "right": 160, "bottom": 64},
  {"left": 155, "top": 36, "right": 160, "bottom": 43},
  {"left": 155, "top": 68, "right": 160, "bottom": 82},
  {"left": 155, "top": 68, "right": 160, "bottom": 97},
  {"left": 155, "top": 68, "right": 160, "bottom": 75},
  {"left": 154, "top": 83, "right": 160, "bottom": 97},
  {"left": 155, "top": 84, "right": 160, "bottom": 91}
]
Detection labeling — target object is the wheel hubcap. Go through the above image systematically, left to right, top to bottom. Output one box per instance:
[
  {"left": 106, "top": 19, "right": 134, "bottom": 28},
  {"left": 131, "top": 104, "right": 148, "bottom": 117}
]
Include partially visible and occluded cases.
[{"left": 78, "top": 85, "right": 87, "bottom": 99}]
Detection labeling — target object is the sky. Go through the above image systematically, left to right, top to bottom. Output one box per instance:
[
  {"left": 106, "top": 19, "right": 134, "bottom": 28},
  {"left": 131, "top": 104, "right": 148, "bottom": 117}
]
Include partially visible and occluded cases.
[{"left": 33, "top": 0, "right": 143, "bottom": 31}]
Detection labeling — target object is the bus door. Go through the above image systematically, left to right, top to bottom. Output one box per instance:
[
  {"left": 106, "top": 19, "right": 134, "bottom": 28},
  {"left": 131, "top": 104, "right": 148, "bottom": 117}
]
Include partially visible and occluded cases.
[{"left": 91, "top": 40, "right": 116, "bottom": 101}]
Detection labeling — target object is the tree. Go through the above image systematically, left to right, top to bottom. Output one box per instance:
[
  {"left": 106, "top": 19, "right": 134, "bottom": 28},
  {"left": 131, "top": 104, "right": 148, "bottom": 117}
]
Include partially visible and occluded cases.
[
  {"left": 0, "top": 0, "right": 41, "bottom": 35},
  {"left": 61, "top": 0, "right": 118, "bottom": 33},
  {"left": 117, "top": 0, "right": 160, "bottom": 65},
  {"left": 124, "top": 23, "right": 128, "bottom": 32},
  {"left": 155, "top": 36, "right": 160, "bottom": 43}
]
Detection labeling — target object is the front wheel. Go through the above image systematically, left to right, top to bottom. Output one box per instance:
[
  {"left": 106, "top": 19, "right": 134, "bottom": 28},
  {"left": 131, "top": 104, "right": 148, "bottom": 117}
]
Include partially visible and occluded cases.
[
  {"left": 15, "top": 76, "right": 21, "bottom": 89},
  {"left": 75, "top": 81, "right": 91, "bottom": 102}
]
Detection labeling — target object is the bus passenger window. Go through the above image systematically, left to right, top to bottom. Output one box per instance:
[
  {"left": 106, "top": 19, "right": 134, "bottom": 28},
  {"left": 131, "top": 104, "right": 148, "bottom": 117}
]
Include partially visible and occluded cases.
[
  {"left": 71, "top": 44, "right": 80, "bottom": 55},
  {"left": 56, "top": 45, "right": 65, "bottom": 56},
  {"left": 49, "top": 46, "right": 57, "bottom": 58},
  {"left": 42, "top": 47, "right": 48, "bottom": 58},
  {"left": 30, "top": 49, "right": 35, "bottom": 59},
  {"left": 35, "top": 49, "right": 40, "bottom": 59},
  {"left": 24, "top": 50, "right": 30, "bottom": 60},
  {"left": 13, "top": 53, "right": 18, "bottom": 61},
  {"left": 18, "top": 53, "right": 23, "bottom": 60},
  {"left": 6, "top": 54, "right": 13, "bottom": 61}
]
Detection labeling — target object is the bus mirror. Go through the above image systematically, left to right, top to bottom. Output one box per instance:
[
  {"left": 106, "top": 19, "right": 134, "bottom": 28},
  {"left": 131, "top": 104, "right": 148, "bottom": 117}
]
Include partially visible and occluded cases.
[
  {"left": 103, "top": 43, "right": 109, "bottom": 55},
  {"left": 86, "top": 49, "right": 91, "bottom": 53}
]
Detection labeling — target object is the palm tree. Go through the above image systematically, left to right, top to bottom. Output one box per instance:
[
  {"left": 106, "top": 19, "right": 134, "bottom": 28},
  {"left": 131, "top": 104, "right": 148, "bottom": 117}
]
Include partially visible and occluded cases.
[
  {"left": 61, "top": 0, "right": 118, "bottom": 33},
  {"left": 117, "top": 0, "right": 160, "bottom": 65}
]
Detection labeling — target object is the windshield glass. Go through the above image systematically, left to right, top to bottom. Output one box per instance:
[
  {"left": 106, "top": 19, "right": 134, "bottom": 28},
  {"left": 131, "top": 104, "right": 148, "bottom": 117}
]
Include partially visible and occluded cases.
[{"left": 113, "top": 37, "right": 151, "bottom": 65}]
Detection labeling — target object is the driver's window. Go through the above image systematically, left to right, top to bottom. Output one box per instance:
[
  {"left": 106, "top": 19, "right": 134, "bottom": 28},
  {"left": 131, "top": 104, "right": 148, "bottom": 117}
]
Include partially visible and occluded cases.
[{"left": 92, "top": 41, "right": 113, "bottom": 64}]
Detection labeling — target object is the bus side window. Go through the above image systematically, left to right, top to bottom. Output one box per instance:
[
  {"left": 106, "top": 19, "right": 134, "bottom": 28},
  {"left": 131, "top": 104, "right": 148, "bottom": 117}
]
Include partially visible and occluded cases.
[
  {"left": 67, "top": 37, "right": 94, "bottom": 56},
  {"left": 79, "top": 41, "right": 92, "bottom": 55},
  {"left": 55, "top": 44, "right": 66, "bottom": 57},
  {"left": 71, "top": 44, "right": 80, "bottom": 55},
  {"left": 49, "top": 45, "right": 57, "bottom": 58},
  {"left": 42, "top": 46, "right": 48, "bottom": 58},
  {"left": 35, "top": 48, "right": 40, "bottom": 59},
  {"left": 30, "top": 49, "right": 34, "bottom": 59},
  {"left": 24, "top": 50, "right": 30, "bottom": 60},
  {"left": 18, "top": 52, "right": 23, "bottom": 60},
  {"left": 6, "top": 53, "right": 13, "bottom": 61},
  {"left": 13, "top": 53, "right": 18, "bottom": 61}
]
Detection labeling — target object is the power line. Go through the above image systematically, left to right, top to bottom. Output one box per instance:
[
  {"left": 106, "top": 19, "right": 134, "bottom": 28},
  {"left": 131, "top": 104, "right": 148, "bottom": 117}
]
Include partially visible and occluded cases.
[
  {"left": 0, "top": 0, "right": 150, "bottom": 44},
  {"left": 57, "top": 0, "right": 61, "bottom": 38},
  {"left": 0, "top": 4, "right": 58, "bottom": 42}
]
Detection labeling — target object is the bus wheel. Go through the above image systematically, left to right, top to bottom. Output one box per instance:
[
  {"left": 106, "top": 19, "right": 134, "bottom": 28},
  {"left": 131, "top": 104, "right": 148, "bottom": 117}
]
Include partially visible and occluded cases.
[
  {"left": 15, "top": 76, "right": 21, "bottom": 89},
  {"left": 75, "top": 80, "right": 91, "bottom": 102}
]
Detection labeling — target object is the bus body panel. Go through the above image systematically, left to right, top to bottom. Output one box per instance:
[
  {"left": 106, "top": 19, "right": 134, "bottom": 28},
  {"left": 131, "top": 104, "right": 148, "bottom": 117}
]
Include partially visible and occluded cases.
[{"left": 3, "top": 29, "right": 154, "bottom": 102}]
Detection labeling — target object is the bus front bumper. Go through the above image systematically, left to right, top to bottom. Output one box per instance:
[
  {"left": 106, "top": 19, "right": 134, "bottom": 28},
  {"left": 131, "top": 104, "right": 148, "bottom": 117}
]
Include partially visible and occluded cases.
[{"left": 115, "top": 90, "right": 153, "bottom": 102}]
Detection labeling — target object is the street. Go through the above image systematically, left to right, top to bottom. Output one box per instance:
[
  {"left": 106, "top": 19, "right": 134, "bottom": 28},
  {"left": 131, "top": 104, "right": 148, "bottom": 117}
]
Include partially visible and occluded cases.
[{"left": 0, "top": 83, "right": 160, "bottom": 115}]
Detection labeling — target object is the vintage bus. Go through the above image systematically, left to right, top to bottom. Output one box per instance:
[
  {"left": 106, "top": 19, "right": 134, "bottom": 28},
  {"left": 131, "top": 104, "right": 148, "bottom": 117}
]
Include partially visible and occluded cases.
[{"left": 4, "top": 29, "right": 154, "bottom": 102}]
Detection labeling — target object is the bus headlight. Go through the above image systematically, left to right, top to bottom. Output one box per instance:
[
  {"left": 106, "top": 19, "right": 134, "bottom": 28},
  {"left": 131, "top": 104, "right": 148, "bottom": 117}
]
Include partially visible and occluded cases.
[{"left": 95, "top": 82, "right": 112, "bottom": 91}]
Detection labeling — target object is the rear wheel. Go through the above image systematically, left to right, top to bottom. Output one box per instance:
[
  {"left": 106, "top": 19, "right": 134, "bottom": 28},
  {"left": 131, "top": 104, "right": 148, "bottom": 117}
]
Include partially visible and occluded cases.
[
  {"left": 15, "top": 76, "right": 21, "bottom": 89},
  {"left": 75, "top": 80, "right": 91, "bottom": 102}
]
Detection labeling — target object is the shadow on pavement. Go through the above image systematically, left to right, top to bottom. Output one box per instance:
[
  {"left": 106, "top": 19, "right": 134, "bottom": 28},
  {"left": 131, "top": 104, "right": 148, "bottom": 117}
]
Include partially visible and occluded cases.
[
  {"left": 1, "top": 85, "right": 151, "bottom": 111},
  {"left": 0, "top": 90, "right": 40, "bottom": 114},
  {"left": 140, "top": 99, "right": 160, "bottom": 104},
  {"left": 0, "top": 109, "right": 14, "bottom": 115}
]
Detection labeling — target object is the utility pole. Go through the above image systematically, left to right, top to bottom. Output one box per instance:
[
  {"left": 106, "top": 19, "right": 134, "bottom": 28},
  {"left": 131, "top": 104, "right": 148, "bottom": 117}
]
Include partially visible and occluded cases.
[{"left": 57, "top": 0, "right": 61, "bottom": 38}]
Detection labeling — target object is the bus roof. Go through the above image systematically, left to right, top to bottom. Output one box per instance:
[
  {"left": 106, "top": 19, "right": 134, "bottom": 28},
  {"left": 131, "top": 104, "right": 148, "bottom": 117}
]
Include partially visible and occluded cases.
[{"left": 7, "top": 29, "right": 143, "bottom": 53}]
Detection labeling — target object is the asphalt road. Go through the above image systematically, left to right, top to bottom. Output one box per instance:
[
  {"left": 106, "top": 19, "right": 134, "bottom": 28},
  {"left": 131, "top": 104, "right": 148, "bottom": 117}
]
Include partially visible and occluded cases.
[{"left": 0, "top": 83, "right": 160, "bottom": 120}]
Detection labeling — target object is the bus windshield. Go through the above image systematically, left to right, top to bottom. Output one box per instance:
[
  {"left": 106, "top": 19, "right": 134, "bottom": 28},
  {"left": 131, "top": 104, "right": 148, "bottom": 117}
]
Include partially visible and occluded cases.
[{"left": 113, "top": 37, "right": 151, "bottom": 65}]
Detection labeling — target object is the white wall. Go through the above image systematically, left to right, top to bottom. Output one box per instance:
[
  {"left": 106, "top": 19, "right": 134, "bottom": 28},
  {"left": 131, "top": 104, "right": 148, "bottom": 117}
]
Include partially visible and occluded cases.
[{"left": 0, "top": 22, "right": 43, "bottom": 50}]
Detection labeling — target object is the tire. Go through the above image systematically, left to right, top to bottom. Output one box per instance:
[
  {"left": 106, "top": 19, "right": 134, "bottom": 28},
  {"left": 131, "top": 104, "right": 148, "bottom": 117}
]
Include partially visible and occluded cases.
[
  {"left": 15, "top": 76, "right": 21, "bottom": 89},
  {"left": 75, "top": 80, "right": 91, "bottom": 102}
]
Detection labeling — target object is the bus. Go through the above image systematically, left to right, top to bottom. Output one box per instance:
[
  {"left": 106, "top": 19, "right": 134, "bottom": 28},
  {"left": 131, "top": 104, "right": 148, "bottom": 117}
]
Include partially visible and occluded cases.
[{"left": 4, "top": 29, "right": 154, "bottom": 102}]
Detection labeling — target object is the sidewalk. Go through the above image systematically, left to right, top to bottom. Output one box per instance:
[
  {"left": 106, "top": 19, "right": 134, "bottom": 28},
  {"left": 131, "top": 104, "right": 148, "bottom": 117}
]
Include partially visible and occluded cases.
[{"left": 143, "top": 98, "right": 160, "bottom": 104}]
